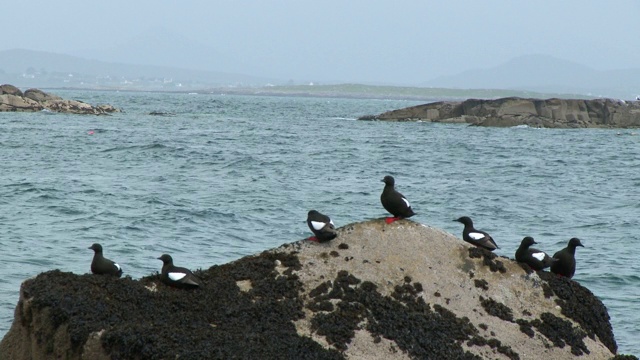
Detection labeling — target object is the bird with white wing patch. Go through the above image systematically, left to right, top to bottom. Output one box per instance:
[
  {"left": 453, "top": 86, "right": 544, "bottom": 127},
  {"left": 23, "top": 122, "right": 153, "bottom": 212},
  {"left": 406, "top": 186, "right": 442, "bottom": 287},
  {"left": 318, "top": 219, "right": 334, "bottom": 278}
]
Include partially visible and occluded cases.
[
  {"left": 380, "top": 175, "right": 415, "bottom": 224},
  {"left": 306, "top": 210, "right": 337, "bottom": 242},
  {"left": 454, "top": 216, "right": 499, "bottom": 251},
  {"left": 515, "top": 236, "right": 556, "bottom": 271},
  {"left": 88, "top": 243, "right": 123, "bottom": 277},
  {"left": 157, "top": 254, "right": 202, "bottom": 289}
]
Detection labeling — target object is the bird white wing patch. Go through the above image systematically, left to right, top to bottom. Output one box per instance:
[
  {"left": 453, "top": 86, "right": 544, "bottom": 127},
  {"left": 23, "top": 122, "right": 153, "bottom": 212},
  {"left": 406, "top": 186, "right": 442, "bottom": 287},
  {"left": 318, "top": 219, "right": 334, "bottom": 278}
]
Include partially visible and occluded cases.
[
  {"left": 402, "top": 198, "right": 411, "bottom": 208},
  {"left": 330, "top": 220, "right": 335, "bottom": 226},
  {"left": 311, "top": 221, "right": 326, "bottom": 231},
  {"left": 469, "top": 232, "right": 485, "bottom": 241},
  {"left": 532, "top": 252, "right": 546, "bottom": 261},
  {"left": 115, "top": 264, "right": 121, "bottom": 271},
  {"left": 168, "top": 272, "right": 187, "bottom": 281}
]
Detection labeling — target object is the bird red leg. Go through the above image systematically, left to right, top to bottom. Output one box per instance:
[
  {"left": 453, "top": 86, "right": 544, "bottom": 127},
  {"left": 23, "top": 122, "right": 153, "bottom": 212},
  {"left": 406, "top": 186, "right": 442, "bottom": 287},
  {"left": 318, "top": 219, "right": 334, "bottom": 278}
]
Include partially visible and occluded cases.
[
  {"left": 385, "top": 217, "right": 400, "bottom": 224},
  {"left": 307, "top": 236, "right": 319, "bottom": 242}
]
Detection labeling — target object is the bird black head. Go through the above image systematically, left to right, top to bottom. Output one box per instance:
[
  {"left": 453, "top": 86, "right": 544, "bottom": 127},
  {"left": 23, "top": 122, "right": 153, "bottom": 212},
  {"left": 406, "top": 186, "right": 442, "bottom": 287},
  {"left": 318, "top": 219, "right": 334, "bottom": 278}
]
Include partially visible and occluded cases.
[
  {"left": 381, "top": 175, "right": 395, "bottom": 186},
  {"left": 307, "top": 210, "right": 319, "bottom": 217},
  {"left": 454, "top": 216, "right": 473, "bottom": 226},
  {"left": 521, "top": 236, "right": 537, "bottom": 247},
  {"left": 568, "top": 238, "right": 584, "bottom": 248},
  {"left": 88, "top": 243, "right": 103, "bottom": 253},
  {"left": 158, "top": 254, "right": 174, "bottom": 265}
]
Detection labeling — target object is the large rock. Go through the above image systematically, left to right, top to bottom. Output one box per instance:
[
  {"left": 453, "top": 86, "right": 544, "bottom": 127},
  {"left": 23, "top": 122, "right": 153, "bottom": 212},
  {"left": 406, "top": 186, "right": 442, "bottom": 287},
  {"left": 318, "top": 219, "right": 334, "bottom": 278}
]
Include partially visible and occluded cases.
[
  {"left": 0, "top": 84, "right": 119, "bottom": 115},
  {"left": 0, "top": 84, "right": 24, "bottom": 97},
  {"left": 23, "top": 88, "right": 63, "bottom": 102},
  {"left": 0, "top": 94, "right": 43, "bottom": 112},
  {"left": 360, "top": 97, "right": 640, "bottom": 128},
  {"left": 0, "top": 219, "right": 625, "bottom": 359}
]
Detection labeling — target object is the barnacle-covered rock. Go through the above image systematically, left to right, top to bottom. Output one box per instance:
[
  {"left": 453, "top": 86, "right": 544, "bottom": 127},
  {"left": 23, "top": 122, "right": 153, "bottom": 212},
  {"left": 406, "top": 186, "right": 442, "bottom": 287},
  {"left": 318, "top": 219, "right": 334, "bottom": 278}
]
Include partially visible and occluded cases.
[{"left": 0, "top": 219, "right": 622, "bottom": 359}]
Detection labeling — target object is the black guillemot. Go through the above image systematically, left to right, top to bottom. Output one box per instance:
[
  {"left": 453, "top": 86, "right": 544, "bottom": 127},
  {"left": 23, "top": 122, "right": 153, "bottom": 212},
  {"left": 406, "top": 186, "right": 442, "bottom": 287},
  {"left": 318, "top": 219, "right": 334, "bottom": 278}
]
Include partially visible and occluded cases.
[
  {"left": 380, "top": 175, "right": 415, "bottom": 224},
  {"left": 306, "top": 210, "right": 337, "bottom": 242},
  {"left": 454, "top": 216, "right": 499, "bottom": 251},
  {"left": 515, "top": 236, "right": 556, "bottom": 271},
  {"left": 550, "top": 237, "right": 584, "bottom": 279},
  {"left": 88, "top": 243, "right": 123, "bottom": 277},
  {"left": 158, "top": 254, "right": 202, "bottom": 289}
]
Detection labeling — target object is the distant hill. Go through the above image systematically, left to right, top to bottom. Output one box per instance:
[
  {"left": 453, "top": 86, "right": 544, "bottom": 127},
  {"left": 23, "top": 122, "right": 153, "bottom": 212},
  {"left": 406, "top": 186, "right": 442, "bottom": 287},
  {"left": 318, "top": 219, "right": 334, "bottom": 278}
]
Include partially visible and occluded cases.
[
  {"left": 70, "top": 27, "right": 266, "bottom": 76},
  {"left": 0, "top": 48, "right": 278, "bottom": 90},
  {"left": 3, "top": 49, "right": 638, "bottom": 100},
  {"left": 423, "top": 54, "right": 640, "bottom": 100}
]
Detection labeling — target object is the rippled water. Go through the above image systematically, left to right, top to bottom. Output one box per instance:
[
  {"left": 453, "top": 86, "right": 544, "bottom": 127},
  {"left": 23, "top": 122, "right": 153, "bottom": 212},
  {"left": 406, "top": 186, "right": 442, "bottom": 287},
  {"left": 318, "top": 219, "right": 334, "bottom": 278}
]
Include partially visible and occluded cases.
[{"left": 1, "top": 91, "right": 638, "bottom": 355}]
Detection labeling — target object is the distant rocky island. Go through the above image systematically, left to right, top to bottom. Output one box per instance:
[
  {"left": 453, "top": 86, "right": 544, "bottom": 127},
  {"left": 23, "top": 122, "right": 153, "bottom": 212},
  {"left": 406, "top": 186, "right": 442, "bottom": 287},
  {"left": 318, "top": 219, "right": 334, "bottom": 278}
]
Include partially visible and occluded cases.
[
  {"left": 0, "top": 84, "right": 119, "bottom": 115},
  {"left": 360, "top": 97, "right": 640, "bottom": 128},
  {"left": 1, "top": 219, "right": 634, "bottom": 359}
]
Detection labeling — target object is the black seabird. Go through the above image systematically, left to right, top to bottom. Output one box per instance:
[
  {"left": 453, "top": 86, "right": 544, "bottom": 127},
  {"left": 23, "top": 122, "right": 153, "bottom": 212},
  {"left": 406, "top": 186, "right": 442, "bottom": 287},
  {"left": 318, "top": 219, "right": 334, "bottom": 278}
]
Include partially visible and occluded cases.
[
  {"left": 380, "top": 175, "right": 415, "bottom": 224},
  {"left": 306, "top": 210, "right": 337, "bottom": 242},
  {"left": 454, "top": 216, "right": 499, "bottom": 251},
  {"left": 515, "top": 236, "right": 556, "bottom": 271},
  {"left": 550, "top": 238, "right": 584, "bottom": 279},
  {"left": 88, "top": 243, "right": 123, "bottom": 277},
  {"left": 157, "top": 254, "right": 202, "bottom": 289}
]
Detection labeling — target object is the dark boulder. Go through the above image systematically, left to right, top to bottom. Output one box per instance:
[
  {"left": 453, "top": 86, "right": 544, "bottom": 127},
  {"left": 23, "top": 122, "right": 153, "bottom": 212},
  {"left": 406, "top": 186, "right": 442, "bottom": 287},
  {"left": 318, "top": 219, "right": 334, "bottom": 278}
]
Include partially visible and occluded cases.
[{"left": 0, "top": 84, "right": 23, "bottom": 96}]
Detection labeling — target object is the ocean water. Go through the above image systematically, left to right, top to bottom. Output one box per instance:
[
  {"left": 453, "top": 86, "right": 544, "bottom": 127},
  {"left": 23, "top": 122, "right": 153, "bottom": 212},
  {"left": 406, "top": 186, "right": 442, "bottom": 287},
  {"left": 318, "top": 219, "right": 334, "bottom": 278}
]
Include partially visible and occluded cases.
[{"left": 0, "top": 90, "right": 638, "bottom": 355}]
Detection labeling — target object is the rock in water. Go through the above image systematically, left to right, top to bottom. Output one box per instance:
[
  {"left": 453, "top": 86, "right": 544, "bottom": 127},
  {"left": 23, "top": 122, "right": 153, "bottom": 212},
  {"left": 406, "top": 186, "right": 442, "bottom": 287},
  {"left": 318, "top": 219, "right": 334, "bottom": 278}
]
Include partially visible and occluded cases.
[
  {"left": 0, "top": 84, "right": 120, "bottom": 114},
  {"left": 361, "top": 97, "right": 640, "bottom": 128},
  {"left": 0, "top": 219, "right": 619, "bottom": 359}
]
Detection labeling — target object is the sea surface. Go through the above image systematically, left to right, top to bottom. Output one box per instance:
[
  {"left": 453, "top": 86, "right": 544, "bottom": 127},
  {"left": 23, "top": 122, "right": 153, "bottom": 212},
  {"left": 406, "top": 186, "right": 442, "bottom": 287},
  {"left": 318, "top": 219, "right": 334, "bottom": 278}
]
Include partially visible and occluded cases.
[{"left": 0, "top": 90, "right": 638, "bottom": 355}]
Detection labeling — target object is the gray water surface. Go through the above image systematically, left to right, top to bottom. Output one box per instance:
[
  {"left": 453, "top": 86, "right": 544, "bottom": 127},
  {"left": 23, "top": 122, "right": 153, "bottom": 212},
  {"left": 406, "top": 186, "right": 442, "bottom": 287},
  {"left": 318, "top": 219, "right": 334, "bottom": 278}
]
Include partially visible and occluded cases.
[{"left": 1, "top": 91, "right": 638, "bottom": 355}]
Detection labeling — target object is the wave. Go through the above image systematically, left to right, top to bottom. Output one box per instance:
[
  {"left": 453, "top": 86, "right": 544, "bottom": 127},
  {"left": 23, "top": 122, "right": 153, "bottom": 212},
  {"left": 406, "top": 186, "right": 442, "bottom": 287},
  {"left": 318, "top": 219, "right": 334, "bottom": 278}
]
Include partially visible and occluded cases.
[
  {"left": 0, "top": 141, "right": 23, "bottom": 149},
  {"left": 100, "top": 143, "right": 176, "bottom": 153},
  {"left": 3, "top": 181, "right": 36, "bottom": 189},
  {"left": 45, "top": 205, "right": 84, "bottom": 216}
]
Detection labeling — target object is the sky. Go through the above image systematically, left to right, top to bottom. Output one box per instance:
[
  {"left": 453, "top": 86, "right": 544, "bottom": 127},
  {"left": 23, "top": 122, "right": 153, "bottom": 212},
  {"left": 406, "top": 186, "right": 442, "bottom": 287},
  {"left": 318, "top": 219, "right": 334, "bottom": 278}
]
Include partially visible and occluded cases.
[{"left": 2, "top": 1, "right": 639, "bottom": 85}]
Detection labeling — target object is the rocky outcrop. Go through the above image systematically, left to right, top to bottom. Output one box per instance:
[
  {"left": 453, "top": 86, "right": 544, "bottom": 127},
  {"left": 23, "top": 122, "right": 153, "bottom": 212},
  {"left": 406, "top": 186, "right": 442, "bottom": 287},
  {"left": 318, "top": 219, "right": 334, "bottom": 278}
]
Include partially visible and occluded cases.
[
  {"left": 0, "top": 84, "right": 119, "bottom": 115},
  {"left": 0, "top": 84, "right": 24, "bottom": 97},
  {"left": 360, "top": 97, "right": 640, "bottom": 128},
  {"left": 0, "top": 219, "right": 628, "bottom": 359}
]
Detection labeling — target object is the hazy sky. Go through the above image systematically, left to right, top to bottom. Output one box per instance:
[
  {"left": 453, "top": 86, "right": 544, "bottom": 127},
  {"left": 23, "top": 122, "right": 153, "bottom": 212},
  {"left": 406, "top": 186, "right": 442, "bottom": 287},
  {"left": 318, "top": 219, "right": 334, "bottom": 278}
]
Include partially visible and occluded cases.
[{"left": 2, "top": 1, "right": 639, "bottom": 84}]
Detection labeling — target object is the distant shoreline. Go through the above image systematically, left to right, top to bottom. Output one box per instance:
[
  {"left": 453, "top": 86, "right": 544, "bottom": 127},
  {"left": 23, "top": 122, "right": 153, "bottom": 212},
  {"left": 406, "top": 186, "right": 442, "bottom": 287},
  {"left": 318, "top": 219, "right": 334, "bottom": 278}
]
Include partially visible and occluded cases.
[{"left": 27, "top": 84, "right": 596, "bottom": 102}]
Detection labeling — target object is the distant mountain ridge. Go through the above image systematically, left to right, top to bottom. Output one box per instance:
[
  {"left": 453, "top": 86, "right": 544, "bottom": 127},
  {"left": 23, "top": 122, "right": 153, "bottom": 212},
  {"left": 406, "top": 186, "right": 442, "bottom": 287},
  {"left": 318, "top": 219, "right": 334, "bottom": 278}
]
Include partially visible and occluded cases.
[
  {"left": 70, "top": 26, "right": 265, "bottom": 76},
  {"left": 0, "top": 48, "right": 277, "bottom": 90},
  {"left": 2, "top": 50, "right": 638, "bottom": 99},
  {"left": 424, "top": 54, "right": 640, "bottom": 99}
]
